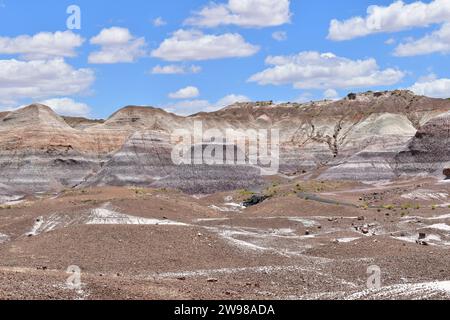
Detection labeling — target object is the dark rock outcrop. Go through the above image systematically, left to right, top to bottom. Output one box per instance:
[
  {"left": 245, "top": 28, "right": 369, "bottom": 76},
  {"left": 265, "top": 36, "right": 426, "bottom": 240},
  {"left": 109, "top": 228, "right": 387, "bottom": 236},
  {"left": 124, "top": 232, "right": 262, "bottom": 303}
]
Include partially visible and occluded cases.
[
  {"left": 394, "top": 112, "right": 450, "bottom": 177},
  {"left": 243, "top": 195, "right": 270, "bottom": 207}
]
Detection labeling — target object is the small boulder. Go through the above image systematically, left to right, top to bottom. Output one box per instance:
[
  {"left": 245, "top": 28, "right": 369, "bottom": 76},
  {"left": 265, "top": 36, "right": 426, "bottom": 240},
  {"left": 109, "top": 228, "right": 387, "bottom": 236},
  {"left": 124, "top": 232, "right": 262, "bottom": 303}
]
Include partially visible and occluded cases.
[
  {"left": 444, "top": 168, "right": 450, "bottom": 180},
  {"left": 361, "top": 226, "right": 370, "bottom": 234}
]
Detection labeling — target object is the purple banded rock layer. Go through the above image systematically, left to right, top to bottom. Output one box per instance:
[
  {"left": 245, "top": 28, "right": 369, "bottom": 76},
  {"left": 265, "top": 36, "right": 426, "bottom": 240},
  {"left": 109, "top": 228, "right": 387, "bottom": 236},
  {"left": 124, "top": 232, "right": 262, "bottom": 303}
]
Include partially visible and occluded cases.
[
  {"left": 0, "top": 105, "right": 105, "bottom": 193},
  {"left": 394, "top": 112, "right": 450, "bottom": 178},
  {"left": 83, "top": 131, "right": 264, "bottom": 194}
]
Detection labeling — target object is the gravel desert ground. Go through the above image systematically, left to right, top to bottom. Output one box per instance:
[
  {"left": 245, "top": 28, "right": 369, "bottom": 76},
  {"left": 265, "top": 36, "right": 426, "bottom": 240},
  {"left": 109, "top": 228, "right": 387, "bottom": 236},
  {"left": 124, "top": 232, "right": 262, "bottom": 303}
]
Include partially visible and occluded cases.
[{"left": 1, "top": 177, "right": 449, "bottom": 300}]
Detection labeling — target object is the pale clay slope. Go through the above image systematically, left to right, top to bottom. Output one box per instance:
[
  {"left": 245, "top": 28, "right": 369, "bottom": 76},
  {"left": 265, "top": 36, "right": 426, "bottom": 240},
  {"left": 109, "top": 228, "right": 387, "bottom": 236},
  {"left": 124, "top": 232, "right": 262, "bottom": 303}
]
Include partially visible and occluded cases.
[{"left": 26, "top": 203, "right": 188, "bottom": 236}]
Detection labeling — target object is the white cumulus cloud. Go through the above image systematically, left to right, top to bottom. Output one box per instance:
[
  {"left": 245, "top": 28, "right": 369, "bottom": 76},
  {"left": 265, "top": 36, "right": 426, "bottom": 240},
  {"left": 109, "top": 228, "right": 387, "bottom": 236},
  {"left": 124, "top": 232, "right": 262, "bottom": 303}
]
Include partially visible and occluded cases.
[
  {"left": 185, "top": 0, "right": 291, "bottom": 28},
  {"left": 328, "top": 0, "right": 450, "bottom": 41},
  {"left": 153, "top": 17, "right": 167, "bottom": 27},
  {"left": 394, "top": 22, "right": 450, "bottom": 56},
  {"left": 89, "top": 27, "right": 146, "bottom": 64},
  {"left": 151, "top": 29, "right": 259, "bottom": 61},
  {"left": 0, "top": 31, "right": 84, "bottom": 60},
  {"left": 272, "top": 31, "right": 288, "bottom": 41},
  {"left": 385, "top": 38, "right": 396, "bottom": 45},
  {"left": 248, "top": 51, "right": 404, "bottom": 90},
  {"left": 0, "top": 59, "right": 95, "bottom": 105},
  {"left": 151, "top": 64, "right": 201, "bottom": 74},
  {"left": 408, "top": 74, "right": 450, "bottom": 98},
  {"left": 169, "top": 86, "right": 200, "bottom": 99},
  {"left": 323, "top": 89, "right": 339, "bottom": 100},
  {"left": 162, "top": 94, "right": 250, "bottom": 115},
  {"left": 215, "top": 94, "right": 251, "bottom": 109},
  {"left": 39, "top": 98, "right": 91, "bottom": 117},
  {"left": 163, "top": 99, "right": 210, "bottom": 115}
]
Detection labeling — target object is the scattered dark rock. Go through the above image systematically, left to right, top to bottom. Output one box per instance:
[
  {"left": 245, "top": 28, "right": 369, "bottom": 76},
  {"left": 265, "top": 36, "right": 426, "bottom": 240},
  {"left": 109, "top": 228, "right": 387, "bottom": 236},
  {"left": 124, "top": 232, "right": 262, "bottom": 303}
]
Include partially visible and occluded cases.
[
  {"left": 374, "top": 92, "right": 384, "bottom": 98},
  {"left": 347, "top": 93, "right": 357, "bottom": 100},
  {"left": 53, "top": 159, "right": 79, "bottom": 166},
  {"left": 444, "top": 168, "right": 450, "bottom": 179},
  {"left": 243, "top": 195, "right": 270, "bottom": 208},
  {"left": 419, "top": 233, "right": 427, "bottom": 240},
  {"left": 416, "top": 240, "right": 429, "bottom": 246},
  {"left": 207, "top": 278, "right": 218, "bottom": 283}
]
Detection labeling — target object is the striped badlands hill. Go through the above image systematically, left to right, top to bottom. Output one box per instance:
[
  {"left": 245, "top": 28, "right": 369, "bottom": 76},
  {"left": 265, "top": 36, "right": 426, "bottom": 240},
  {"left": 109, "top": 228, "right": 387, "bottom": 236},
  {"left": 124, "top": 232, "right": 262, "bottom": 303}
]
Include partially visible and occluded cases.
[
  {"left": 0, "top": 90, "right": 449, "bottom": 195},
  {"left": 0, "top": 105, "right": 105, "bottom": 193}
]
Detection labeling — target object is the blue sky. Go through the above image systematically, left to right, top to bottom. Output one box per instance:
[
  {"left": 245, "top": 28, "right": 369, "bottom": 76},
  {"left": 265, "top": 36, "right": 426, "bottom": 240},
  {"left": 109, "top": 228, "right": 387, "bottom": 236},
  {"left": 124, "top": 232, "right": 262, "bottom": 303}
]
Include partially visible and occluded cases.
[{"left": 0, "top": 0, "right": 449, "bottom": 118}]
